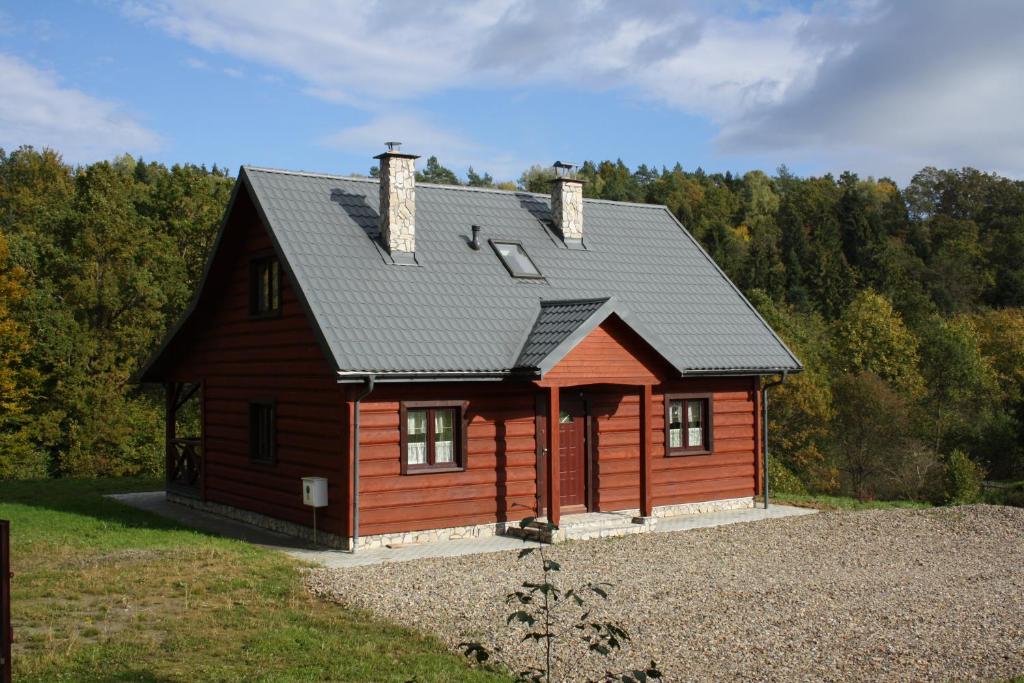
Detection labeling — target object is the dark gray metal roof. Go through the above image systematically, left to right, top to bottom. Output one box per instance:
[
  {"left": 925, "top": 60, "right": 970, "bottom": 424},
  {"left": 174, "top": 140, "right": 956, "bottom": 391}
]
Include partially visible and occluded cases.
[{"left": 227, "top": 166, "right": 801, "bottom": 377}]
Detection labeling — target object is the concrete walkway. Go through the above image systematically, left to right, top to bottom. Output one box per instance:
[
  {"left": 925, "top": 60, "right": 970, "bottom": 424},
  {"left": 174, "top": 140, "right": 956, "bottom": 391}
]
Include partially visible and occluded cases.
[{"left": 109, "top": 491, "right": 814, "bottom": 569}]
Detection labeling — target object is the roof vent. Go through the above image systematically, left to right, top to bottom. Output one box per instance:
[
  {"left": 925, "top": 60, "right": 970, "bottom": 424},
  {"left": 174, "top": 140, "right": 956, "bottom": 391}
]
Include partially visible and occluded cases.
[
  {"left": 374, "top": 142, "right": 419, "bottom": 256},
  {"left": 549, "top": 161, "right": 584, "bottom": 246},
  {"left": 470, "top": 224, "right": 482, "bottom": 250}
]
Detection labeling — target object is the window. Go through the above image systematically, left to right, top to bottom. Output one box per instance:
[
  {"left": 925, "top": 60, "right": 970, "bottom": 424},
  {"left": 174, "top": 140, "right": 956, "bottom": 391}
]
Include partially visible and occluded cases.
[
  {"left": 491, "top": 240, "right": 542, "bottom": 278},
  {"left": 250, "top": 255, "right": 280, "bottom": 316},
  {"left": 664, "top": 393, "right": 713, "bottom": 455},
  {"left": 249, "top": 401, "right": 276, "bottom": 463},
  {"left": 400, "top": 401, "right": 467, "bottom": 473}
]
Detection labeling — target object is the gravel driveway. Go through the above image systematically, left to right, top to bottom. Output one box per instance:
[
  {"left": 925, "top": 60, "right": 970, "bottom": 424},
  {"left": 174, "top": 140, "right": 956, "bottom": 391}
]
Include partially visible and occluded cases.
[{"left": 307, "top": 505, "right": 1024, "bottom": 682}]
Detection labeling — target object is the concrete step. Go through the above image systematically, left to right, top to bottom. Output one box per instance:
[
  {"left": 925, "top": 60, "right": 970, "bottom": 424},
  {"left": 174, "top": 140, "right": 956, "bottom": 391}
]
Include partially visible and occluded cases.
[{"left": 507, "top": 513, "right": 656, "bottom": 544}]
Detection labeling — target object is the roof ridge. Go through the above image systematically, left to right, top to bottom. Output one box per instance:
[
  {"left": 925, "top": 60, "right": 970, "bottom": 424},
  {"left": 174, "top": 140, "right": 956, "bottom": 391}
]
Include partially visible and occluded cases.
[{"left": 241, "top": 165, "right": 668, "bottom": 209}]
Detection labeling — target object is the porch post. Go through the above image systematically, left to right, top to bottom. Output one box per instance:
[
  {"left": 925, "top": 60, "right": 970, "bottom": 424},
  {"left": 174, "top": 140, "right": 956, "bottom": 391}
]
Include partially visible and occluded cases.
[
  {"left": 164, "top": 382, "right": 177, "bottom": 487},
  {"left": 639, "top": 383, "right": 653, "bottom": 517},
  {"left": 546, "top": 385, "right": 561, "bottom": 527}
]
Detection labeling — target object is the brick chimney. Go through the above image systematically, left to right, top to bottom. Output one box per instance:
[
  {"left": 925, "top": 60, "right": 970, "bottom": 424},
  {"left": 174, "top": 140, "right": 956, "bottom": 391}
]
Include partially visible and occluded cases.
[
  {"left": 374, "top": 142, "right": 419, "bottom": 254},
  {"left": 550, "top": 161, "right": 583, "bottom": 244}
]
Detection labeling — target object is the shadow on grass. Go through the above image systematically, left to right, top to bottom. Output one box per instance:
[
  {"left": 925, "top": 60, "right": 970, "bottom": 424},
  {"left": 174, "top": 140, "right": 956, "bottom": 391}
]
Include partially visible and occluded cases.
[
  {"left": 0, "top": 476, "right": 327, "bottom": 552},
  {"left": 0, "top": 477, "right": 207, "bottom": 535}
]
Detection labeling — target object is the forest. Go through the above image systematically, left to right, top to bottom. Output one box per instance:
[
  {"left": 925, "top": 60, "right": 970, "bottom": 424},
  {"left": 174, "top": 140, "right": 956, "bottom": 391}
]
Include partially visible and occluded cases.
[{"left": 2, "top": 146, "right": 1023, "bottom": 505}]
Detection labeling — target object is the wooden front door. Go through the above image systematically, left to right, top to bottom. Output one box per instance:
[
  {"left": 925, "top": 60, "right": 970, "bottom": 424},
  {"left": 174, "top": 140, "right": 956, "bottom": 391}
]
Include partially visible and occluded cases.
[{"left": 558, "top": 395, "right": 587, "bottom": 510}]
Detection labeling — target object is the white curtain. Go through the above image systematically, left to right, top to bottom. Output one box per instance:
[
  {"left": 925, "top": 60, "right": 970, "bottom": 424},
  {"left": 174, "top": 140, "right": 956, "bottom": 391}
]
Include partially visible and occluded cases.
[
  {"left": 669, "top": 401, "right": 683, "bottom": 448},
  {"left": 687, "top": 401, "right": 703, "bottom": 447},
  {"left": 407, "top": 410, "right": 427, "bottom": 465},
  {"left": 434, "top": 410, "right": 454, "bottom": 463}
]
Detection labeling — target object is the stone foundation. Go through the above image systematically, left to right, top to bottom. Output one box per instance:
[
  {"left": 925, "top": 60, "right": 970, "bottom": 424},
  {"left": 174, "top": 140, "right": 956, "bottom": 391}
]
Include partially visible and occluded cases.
[
  {"left": 166, "top": 491, "right": 523, "bottom": 551},
  {"left": 166, "top": 492, "right": 754, "bottom": 550},
  {"left": 166, "top": 492, "right": 350, "bottom": 550},
  {"left": 653, "top": 496, "right": 755, "bottom": 518},
  {"left": 353, "top": 520, "right": 520, "bottom": 550}
]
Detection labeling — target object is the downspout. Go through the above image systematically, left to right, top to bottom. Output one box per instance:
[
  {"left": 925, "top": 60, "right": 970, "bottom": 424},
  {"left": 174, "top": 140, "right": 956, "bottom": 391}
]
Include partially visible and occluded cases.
[
  {"left": 761, "top": 373, "right": 787, "bottom": 510},
  {"left": 351, "top": 375, "right": 375, "bottom": 552}
]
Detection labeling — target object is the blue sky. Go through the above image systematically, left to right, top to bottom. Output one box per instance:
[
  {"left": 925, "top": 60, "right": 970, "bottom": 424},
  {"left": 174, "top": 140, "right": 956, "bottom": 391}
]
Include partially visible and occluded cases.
[{"left": 2, "top": 1, "right": 1022, "bottom": 184}]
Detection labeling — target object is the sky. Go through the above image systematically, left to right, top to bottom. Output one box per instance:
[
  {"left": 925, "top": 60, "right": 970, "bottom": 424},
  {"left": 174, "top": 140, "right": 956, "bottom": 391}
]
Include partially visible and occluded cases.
[{"left": 1, "top": 0, "right": 1023, "bottom": 185}]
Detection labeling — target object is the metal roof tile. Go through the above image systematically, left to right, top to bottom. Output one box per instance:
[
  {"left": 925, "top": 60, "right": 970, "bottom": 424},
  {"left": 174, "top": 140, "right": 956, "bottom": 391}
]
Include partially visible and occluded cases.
[{"left": 239, "top": 167, "right": 801, "bottom": 375}]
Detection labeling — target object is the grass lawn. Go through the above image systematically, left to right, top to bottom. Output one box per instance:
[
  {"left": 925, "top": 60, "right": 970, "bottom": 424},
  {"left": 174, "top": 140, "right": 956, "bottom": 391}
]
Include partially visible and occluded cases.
[
  {"left": 0, "top": 477, "right": 508, "bottom": 682},
  {"left": 769, "top": 492, "right": 932, "bottom": 511}
]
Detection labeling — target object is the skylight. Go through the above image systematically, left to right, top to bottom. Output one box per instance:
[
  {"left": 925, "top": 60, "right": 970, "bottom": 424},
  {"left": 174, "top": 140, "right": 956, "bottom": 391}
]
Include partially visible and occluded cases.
[{"left": 491, "top": 240, "right": 542, "bottom": 279}]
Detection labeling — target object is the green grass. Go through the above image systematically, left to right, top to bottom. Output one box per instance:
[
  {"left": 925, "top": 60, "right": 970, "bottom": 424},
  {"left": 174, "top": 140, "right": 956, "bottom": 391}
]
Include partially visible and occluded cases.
[
  {"left": 1, "top": 477, "right": 508, "bottom": 682},
  {"left": 983, "top": 479, "right": 1024, "bottom": 507},
  {"left": 769, "top": 492, "right": 932, "bottom": 511}
]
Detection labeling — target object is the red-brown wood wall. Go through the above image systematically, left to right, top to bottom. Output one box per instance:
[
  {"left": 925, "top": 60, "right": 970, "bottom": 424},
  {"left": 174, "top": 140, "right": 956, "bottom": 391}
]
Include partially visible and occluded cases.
[
  {"left": 161, "top": 188, "right": 347, "bottom": 534},
  {"left": 543, "top": 316, "right": 672, "bottom": 385},
  {"left": 356, "top": 383, "right": 539, "bottom": 537}
]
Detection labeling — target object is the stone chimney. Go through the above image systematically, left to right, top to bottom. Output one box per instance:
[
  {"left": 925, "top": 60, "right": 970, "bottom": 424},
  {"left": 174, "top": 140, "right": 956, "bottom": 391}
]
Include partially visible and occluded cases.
[
  {"left": 374, "top": 142, "right": 419, "bottom": 254},
  {"left": 550, "top": 161, "right": 584, "bottom": 244}
]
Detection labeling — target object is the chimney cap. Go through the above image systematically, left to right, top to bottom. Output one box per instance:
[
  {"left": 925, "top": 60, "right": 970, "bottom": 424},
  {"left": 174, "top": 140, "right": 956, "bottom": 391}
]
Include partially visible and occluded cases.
[
  {"left": 374, "top": 141, "right": 420, "bottom": 160},
  {"left": 552, "top": 160, "right": 582, "bottom": 180}
]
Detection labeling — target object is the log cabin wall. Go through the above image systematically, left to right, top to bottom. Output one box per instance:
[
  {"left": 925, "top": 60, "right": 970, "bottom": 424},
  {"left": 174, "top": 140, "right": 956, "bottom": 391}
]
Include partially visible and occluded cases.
[
  {"left": 162, "top": 188, "right": 348, "bottom": 535},
  {"left": 649, "top": 377, "right": 758, "bottom": 507},
  {"left": 584, "top": 379, "right": 757, "bottom": 513},
  {"left": 355, "top": 382, "right": 539, "bottom": 537}
]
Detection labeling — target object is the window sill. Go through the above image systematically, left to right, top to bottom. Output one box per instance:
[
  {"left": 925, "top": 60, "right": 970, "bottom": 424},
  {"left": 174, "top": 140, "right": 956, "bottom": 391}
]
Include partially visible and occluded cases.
[
  {"left": 665, "top": 449, "right": 713, "bottom": 457},
  {"left": 403, "top": 465, "right": 465, "bottom": 475}
]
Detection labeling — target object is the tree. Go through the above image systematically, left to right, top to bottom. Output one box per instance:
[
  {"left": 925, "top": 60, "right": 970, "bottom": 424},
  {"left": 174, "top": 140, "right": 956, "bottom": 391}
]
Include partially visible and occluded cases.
[
  {"left": 0, "top": 149, "right": 229, "bottom": 478},
  {"left": 416, "top": 156, "right": 460, "bottom": 186},
  {"left": 518, "top": 165, "right": 555, "bottom": 193},
  {"left": 466, "top": 166, "right": 494, "bottom": 187},
  {"left": 0, "top": 230, "right": 45, "bottom": 477},
  {"left": 748, "top": 290, "right": 836, "bottom": 491},
  {"left": 832, "top": 290, "right": 924, "bottom": 396},
  {"left": 915, "top": 315, "right": 1002, "bottom": 457},
  {"left": 830, "top": 372, "right": 915, "bottom": 500}
]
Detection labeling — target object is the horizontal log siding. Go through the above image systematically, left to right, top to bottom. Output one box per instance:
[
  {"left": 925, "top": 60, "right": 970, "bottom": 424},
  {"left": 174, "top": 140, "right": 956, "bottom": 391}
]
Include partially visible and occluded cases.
[
  {"left": 165, "top": 189, "right": 346, "bottom": 535},
  {"left": 543, "top": 316, "right": 673, "bottom": 385},
  {"left": 650, "top": 377, "right": 758, "bottom": 506},
  {"left": 587, "top": 378, "right": 756, "bottom": 512},
  {"left": 356, "top": 383, "right": 539, "bottom": 537}
]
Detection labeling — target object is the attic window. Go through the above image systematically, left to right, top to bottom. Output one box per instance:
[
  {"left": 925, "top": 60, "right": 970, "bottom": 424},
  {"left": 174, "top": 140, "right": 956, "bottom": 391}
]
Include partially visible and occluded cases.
[
  {"left": 491, "top": 240, "right": 542, "bottom": 279},
  {"left": 250, "top": 255, "right": 280, "bottom": 316}
]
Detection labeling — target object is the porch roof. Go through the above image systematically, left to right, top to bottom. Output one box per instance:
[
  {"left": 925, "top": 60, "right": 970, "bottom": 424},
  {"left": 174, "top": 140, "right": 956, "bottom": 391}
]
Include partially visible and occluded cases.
[{"left": 514, "top": 297, "right": 685, "bottom": 378}]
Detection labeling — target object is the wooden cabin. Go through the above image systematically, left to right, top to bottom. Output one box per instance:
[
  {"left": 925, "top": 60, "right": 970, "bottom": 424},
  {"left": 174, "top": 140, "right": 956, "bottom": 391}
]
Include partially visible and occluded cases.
[{"left": 137, "top": 147, "right": 802, "bottom": 549}]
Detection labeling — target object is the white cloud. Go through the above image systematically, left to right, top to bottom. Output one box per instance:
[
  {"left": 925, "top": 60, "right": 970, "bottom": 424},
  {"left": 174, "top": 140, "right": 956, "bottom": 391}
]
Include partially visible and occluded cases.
[
  {"left": 125, "top": 0, "right": 1024, "bottom": 178},
  {"left": 125, "top": 0, "right": 821, "bottom": 117},
  {"left": 716, "top": 0, "right": 1024, "bottom": 179},
  {"left": 0, "top": 53, "right": 162, "bottom": 162}
]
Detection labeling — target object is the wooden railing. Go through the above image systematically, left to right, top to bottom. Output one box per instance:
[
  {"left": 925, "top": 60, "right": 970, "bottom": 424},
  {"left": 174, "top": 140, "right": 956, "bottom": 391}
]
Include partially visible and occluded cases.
[
  {"left": 166, "top": 381, "right": 203, "bottom": 498},
  {"left": 167, "top": 438, "right": 202, "bottom": 493}
]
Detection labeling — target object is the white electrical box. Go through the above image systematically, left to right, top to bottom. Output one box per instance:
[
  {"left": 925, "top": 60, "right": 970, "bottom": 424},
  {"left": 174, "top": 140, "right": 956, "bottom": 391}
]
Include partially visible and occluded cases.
[{"left": 302, "top": 476, "right": 328, "bottom": 507}]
